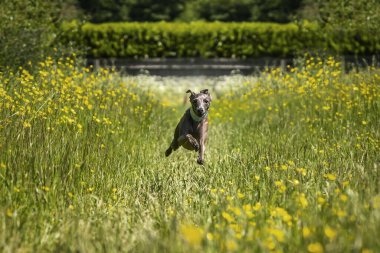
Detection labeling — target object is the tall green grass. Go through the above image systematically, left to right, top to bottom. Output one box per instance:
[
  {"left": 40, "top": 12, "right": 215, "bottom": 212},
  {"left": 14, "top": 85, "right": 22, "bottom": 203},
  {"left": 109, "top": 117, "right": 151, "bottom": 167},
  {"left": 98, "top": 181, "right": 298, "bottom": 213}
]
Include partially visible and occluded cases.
[{"left": 0, "top": 57, "right": 379, "bottom": 252}]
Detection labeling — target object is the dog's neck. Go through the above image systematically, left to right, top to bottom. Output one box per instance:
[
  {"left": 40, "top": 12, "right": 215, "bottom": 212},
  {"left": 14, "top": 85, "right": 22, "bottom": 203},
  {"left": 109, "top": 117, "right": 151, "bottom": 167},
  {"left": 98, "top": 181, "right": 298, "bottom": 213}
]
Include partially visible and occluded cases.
[{"left": 190, "top": 107, "right": 207, "bottom": 122}]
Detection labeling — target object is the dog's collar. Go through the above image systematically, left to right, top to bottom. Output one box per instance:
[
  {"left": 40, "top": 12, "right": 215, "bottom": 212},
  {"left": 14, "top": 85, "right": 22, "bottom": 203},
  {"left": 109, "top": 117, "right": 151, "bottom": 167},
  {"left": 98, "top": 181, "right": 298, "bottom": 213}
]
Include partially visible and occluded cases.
[{"left": 190, "top": 107, "right": 207, "bottom": 122}]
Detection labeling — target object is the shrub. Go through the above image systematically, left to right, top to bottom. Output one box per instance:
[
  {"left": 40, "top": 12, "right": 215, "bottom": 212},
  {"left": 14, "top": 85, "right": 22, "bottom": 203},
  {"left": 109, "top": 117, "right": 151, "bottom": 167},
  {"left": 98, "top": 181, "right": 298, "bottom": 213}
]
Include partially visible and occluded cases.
[
  {"left": 0, "top": 1, "right": 61, "bottom": 69},
  {"left": 61, "top": 21, "right": 380, "bottom": 58}
]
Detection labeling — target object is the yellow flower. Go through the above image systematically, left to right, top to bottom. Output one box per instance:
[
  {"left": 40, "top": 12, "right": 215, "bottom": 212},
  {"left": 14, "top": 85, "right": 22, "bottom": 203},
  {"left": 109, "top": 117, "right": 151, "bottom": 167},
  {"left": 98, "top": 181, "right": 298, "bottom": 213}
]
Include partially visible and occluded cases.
[
  {"left": 322, "top": 105, "right": 330, "bottom": 111},
  {"left": 23, "top": 121, "right": 31, "bottom": 128},
  {"left": 296, "top": 168, "right": 307, "bottom": 176},
  {"left": 324, "top": 173, "right": 337, "bottom": 181},
  {"left": 42, "top": 186, "right": 50, "bottom": 192},
  {"left": 298, "top": 193, "right": 309, "bottom": 208},
  {"left": 340, "top": 194, "right": 348, "bottom": 202},
  {"left": 372, "top": 195, "right": 380, "bottom": 209},
  {"left": 317, "top": 197, "right": 326, "bottom": 205},
  {"left": 253, "top": 202, "right": 262, "bottom": 211},
  {"left": 229, "top": 206, "right": 242, "bottom": 216},
  {"left": 167, "top": 207, "right": 175, "bottom": 216},
  {"left": 272, "top": 207, "right": 292, "bottom": 224},
  {"left": 6, "top": 209, "right": 14, "bottom": 217},
  {"left": 336, "top": 210, "right": 347, "bottom": 217},
  {"left": 222, "top": 212, "right": 235, "bottom": 223},
  {"left": 180, "top": 224, "right": 204, "bottom": 247},
  {"left": 324, "top": 226, "right": 337, "bottom": 240},
  {"left": 267, "top": 227, "right": 285, "bottom": 242},
  {"left": 303, "top": 227, "right": 311, "bottom": 238},
  {"left": 206, "top": 232, "right": 214, "bottom": 241},
  {"left": 264, "top": 236, "right": 276, "bottom": 250},
  {"left": 226, "top": 240, "right": 238, "bottom": 251},
  {"left": 307, "top": 242, "right": 324, "bottom": 253}
]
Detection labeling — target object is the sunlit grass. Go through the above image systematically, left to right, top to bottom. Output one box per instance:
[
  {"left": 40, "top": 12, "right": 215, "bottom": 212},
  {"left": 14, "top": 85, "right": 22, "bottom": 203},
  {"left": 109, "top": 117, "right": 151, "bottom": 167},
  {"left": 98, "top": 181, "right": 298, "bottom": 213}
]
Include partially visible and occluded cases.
[{"left": 0, "top": 56, "right": 379, "bottom": 252}]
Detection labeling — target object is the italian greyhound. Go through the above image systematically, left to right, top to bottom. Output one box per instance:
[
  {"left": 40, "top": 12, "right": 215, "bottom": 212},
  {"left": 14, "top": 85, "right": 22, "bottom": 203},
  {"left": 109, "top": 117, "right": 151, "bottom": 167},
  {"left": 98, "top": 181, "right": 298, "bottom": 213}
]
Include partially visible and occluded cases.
[{"left": 165, "top": 89, "right": 212, "bottom": 165}]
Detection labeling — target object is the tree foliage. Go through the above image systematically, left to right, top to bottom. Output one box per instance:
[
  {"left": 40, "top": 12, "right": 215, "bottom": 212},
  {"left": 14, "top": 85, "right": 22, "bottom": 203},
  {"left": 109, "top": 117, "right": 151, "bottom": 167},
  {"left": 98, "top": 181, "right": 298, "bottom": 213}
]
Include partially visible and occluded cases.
[
  {"left": 0, "top": 0, "right": 66, "bottom": 69},
  {"left": 78, "top": 0, "right": 302, "bottom": 23},
  {"left": 317, "top": 0, "right": 380, "bottom": 34}
]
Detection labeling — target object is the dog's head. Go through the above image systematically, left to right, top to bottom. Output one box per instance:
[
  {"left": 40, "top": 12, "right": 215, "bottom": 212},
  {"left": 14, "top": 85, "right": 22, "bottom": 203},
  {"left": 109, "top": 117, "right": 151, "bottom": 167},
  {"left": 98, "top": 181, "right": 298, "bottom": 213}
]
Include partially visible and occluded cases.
[{"left": 186, "top": 89, "right": 212, "bottom": 117}]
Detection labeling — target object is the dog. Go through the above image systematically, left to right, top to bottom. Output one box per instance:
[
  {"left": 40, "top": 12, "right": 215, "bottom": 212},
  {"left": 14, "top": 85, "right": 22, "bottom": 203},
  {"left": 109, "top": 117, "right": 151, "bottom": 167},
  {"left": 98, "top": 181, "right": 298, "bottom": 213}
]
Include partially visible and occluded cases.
[{"left": 165, "top": 89, "right": 212, "bottom": 165}]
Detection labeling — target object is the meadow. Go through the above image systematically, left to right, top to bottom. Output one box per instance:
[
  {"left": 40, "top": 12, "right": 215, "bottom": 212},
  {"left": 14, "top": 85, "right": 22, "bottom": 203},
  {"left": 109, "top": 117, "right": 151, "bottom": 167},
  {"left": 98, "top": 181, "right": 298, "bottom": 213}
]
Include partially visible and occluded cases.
[{"left": 1, "top": 56, "right": 379, "bottom": 253}]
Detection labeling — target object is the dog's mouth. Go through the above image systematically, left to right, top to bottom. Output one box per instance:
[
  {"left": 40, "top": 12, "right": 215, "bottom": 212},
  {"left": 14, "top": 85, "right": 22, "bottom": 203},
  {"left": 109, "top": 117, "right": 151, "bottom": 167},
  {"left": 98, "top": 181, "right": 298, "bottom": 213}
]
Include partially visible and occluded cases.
[
  {"left": 191, "top": 106, "right": 207, "bottom": 117},
  {"left": 196, "top": 110, "right": 207, "bottom": 117}
]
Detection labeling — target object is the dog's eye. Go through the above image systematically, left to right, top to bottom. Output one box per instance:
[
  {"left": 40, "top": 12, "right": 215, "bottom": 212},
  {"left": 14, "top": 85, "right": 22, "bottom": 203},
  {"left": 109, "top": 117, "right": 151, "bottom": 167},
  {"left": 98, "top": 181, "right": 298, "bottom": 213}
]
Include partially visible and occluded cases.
[{"left": 204, "top": 100, "right": 209, "bottom": 104}]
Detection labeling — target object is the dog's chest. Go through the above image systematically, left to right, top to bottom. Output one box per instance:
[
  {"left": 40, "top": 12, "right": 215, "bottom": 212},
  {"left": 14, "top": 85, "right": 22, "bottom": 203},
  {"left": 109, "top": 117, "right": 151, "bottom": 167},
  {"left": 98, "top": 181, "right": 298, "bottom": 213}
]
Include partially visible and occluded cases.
[{"left": 190, "top": 121, "right": 204, "bottom": 139}]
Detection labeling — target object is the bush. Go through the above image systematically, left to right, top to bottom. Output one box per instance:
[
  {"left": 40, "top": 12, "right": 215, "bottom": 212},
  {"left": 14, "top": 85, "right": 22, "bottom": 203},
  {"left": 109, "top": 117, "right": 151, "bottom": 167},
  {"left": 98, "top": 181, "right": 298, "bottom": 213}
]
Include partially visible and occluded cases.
[
  {"left": 0, "top": 1, "right": 61, "bottom": 69},
  {"left": 60, "top": 21, "right": 380, "bottom": 58}
]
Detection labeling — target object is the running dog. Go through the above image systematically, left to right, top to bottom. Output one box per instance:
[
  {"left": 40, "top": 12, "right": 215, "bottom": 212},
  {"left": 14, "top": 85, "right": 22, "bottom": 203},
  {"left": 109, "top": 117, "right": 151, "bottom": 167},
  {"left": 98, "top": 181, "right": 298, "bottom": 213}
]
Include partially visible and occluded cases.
[{"left": 165, "top": 89, "right": 212, "bottom": 165}]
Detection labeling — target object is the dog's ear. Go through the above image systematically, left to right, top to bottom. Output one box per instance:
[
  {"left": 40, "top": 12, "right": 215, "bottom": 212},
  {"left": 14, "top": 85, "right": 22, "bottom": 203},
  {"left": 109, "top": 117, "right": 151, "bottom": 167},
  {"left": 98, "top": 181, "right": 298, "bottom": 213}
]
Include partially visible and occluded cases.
[
  {"left": 186, "top": 89, "right": 195, "bottom": 97},
  {"left": 200, "top": 89, "right": 212, "bottom": 101},
  {"left": 200, "top": 89, "right": 209, "bottom": 94}
]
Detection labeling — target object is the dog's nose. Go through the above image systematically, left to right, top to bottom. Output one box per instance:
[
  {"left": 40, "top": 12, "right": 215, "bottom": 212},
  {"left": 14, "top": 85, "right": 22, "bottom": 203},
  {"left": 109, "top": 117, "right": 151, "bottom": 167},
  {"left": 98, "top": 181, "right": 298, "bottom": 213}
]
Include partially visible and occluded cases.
[{"left": 197, "top": 108, "right": 205, "bottom": 115}]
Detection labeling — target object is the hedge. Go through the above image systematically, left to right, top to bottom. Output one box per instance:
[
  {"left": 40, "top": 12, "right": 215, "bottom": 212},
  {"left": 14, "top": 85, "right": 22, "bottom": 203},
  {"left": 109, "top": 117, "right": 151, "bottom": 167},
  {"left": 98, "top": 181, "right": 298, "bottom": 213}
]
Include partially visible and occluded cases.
[{"left": 61, "top": 21, "right": 380, "bottom": 58}]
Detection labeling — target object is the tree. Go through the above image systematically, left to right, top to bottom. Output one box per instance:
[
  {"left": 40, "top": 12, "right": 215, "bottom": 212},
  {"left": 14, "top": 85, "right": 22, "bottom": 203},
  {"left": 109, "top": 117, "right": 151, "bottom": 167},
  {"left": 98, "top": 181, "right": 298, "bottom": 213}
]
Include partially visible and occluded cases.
[
  {"left": 0, "top": 0, "right": 63, "bottom": 69},
  {"left": 194, "top": 0, "right": 252, "bottom": 22},
  {"left": 250, "top": 0, "right": 303, "bottom": 23},
  {"left": 317, "top": 0, "right": 380, "bottom": 34}
]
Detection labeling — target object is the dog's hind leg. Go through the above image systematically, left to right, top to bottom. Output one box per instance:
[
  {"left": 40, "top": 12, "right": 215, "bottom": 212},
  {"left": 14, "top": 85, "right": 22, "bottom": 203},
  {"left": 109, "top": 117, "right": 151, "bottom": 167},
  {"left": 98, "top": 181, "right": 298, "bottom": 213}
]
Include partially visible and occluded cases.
[
  {"left": 165, "top": 139, "right": 179, "bottom": 157},
  {"left": 165, "top": 146, "right": 172, "bottom": 157}
]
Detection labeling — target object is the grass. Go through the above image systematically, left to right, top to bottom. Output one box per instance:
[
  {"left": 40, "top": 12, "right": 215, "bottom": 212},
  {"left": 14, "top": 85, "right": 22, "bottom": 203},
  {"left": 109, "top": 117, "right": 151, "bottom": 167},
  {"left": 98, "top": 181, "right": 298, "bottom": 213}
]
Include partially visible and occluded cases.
[{"left": 0, "top": 56, "right": 379, "bottom": 253}]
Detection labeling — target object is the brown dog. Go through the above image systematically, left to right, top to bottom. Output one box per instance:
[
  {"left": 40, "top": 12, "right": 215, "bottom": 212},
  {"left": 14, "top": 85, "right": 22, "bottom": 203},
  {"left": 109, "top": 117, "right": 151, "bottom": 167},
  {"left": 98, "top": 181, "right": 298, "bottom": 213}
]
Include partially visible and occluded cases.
[{"left": 165, "top": 89, "right": 212, "bottom": 165}]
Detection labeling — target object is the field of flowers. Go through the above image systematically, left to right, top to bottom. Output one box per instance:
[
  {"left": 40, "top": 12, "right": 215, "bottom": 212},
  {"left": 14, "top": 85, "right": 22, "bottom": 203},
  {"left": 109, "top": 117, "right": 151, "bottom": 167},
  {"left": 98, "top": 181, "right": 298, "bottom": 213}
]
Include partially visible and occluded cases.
[{"left": 1, "top": 56, "right": 379, "bottom": 253}]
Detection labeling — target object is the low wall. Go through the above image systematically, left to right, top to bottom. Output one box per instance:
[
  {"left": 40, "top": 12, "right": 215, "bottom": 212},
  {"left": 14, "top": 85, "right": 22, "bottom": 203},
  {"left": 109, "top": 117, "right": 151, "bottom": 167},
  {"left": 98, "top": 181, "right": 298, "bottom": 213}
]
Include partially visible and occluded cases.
[{"left": 87, "top": 55, "right": 379, "bottom": 76}]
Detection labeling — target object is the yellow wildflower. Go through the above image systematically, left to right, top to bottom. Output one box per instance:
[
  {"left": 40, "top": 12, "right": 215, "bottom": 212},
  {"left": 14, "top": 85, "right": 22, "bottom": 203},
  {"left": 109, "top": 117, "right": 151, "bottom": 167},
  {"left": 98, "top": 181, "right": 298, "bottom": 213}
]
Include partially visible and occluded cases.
[
  {"left": 324, "top": 173, "right": 337, "bottom": 181},
  {"left": 298, "top": 193, "right": 309, "bottom": 208},
  {"left": 340, "top": 194, "right": 348, "bottom": 202},
  {"left": 317, "top": 197, "right": 326, "bottom": 205},
  {"left": 222, "top": 212, "right": 235, "bottom": 223},
  {"left": 180, "top": 224, "right": 204, "bottom": 247},
  {"left": 324, "top": 226, "right": 337, "bottom": 240},
  {"left": 267, "top": 227, "right": 285, "bottom": 242},
  {"left": 303, "top": 227, "right": 311, "bottom": 238},
  {"left": 264, "top": 236, "right": 276, "bottom": 250},
  {"left": 226, "top": 240, "right": 238, "bottom": 251},
  {"left": 308, "top": 242, "right": 324, "bottom": 253}
]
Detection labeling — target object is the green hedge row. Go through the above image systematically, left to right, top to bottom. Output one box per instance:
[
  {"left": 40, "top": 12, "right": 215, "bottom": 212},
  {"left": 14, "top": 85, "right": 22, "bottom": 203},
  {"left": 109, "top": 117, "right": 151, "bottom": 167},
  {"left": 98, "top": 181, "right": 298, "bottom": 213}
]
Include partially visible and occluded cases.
[{"left": 61, "top": 21, "right": 380, "bottom": 58}]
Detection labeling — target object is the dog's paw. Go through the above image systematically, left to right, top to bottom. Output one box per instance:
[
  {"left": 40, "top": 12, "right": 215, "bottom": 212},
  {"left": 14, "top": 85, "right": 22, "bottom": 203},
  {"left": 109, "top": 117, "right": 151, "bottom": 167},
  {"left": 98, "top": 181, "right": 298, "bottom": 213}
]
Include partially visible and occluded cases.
[
  {"left": 186, "top": 134, "right": 199, "bottom": 151},
  {"left": 193, "top": 142, "right": 199, "bottom": 152},
  {"left": 165, "top": 148, "right": 172, "bottom": 157},
  {"left": 197, "top": 157, "right": 204, "bottom": 165}
]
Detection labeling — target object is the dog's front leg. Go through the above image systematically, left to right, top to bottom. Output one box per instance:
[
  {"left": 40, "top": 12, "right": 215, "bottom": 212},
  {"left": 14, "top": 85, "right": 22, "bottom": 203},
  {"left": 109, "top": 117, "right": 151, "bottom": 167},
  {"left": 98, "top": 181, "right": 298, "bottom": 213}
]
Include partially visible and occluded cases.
[
  {"left": 197, "top": 122, "right": 208, "bottom": 165},
  {"left": 197, "top": 131, "right": 208, "bottom": 165},
  {"left": 178, "top": 134, "right": 199, "bottom": 151},
  {"left": 197, "top": 140, "right": 205, "bottom": 165}
]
